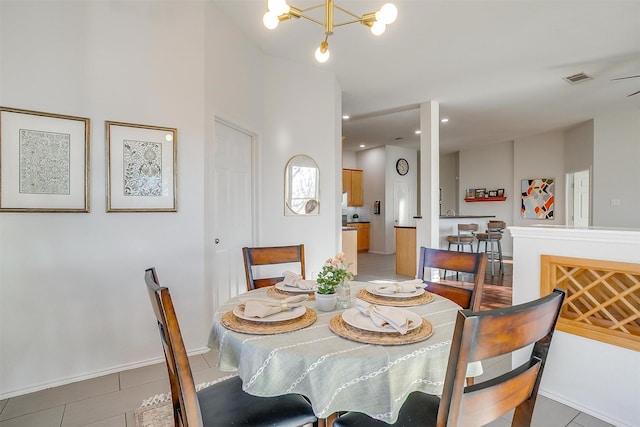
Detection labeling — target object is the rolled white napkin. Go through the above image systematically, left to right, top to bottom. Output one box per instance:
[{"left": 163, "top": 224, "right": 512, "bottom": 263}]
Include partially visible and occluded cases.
[
  {"left": 281, "top": 271, "right": 317, "bottom": 290},
  {"left": 375, "top": 279, "right": 424, "bottom": 294},
  {"left": 237, "top": 295, "right": 308, "bottom": 318},
  {"left": 355, "top": 299, "right": 414, "bottom": 335}
]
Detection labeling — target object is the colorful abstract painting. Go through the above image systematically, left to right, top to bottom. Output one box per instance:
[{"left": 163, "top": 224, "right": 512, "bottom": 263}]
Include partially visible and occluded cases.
[{"left": 521, "top": 178, "right": 554, "bottom": 219}]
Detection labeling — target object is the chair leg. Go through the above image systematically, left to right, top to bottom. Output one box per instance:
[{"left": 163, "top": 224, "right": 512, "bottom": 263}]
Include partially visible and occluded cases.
[
  {"left": 489, "top": 240, "right": 495, "bottom": 276},
  {"left": 497, "top": 240, "right": 504, "bottom": 273}
]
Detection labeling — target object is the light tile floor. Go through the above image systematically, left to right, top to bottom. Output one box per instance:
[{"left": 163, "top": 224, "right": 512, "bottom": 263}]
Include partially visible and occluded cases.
[{"left": 0, "top": 253, "right": 615, "bottom": 427}]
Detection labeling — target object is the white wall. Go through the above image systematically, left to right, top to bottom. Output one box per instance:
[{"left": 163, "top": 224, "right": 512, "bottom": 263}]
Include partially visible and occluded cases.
[
  {"left": 0, "top": 0, "right": 340, "bottom": 398},
  {"left": 260, "top": 56, "right": 340, "bottom": 272},
  {"left": 593, "top": 110, "right": 640, "bottom": 228},
  {"left": 564, "top": 120, "right": 594, "bottom": 174},
  {"left": 513, "top": 131, "right": 565, "bottom": 227},
  {"left": 458, "top": 140, "right": 515, "bottom": 256},
  {"left": 358, "top": 146, "right": 386, "bottom": 253},
  {"left": 385, "top": 146, "right": 418, "bottom": 254},
  {"left": 439, "top": 152, "right": 458, "bottom": 216}
]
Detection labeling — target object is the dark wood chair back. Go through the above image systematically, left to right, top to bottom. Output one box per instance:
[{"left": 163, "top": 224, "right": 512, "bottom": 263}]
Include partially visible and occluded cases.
[
  {"left": 242, "top": 244, "right": 305, "bottom": 291},
  {"left": 417, "top": 247, "right": 488, "bottom": 310},
  {"left": 144, "top": 267, "right": 202, "bottom": 426},
  {"left": 438, "top": 289, "right": 566, "bottom": 426}
]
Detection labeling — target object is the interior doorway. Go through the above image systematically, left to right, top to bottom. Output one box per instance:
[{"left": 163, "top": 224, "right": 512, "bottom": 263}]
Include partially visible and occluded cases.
[
  {"left": 207, "top": 118, "right": 256, "bottom": 312},
  {"left": 566, "top": 169, "right": 590, "bottom": 227}
]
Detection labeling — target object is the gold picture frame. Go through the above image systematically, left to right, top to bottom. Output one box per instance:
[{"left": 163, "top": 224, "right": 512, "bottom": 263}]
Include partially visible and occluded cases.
[
  {"left": 0, "top": 106, "right": 90, "bottom": 212},
  {"left": 106, "top": 121, "right": 177, "bottom": 212}
]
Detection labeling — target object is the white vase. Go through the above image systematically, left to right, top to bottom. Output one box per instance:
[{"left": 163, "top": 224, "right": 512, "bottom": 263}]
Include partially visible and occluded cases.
[{"left": 314, "top": 292, "right": 337, "bottom": 312}]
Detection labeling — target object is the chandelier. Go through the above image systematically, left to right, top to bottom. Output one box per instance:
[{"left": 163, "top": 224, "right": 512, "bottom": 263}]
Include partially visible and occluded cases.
[{"left": 263, "top": 0, "right": 398, "bottom": 63}]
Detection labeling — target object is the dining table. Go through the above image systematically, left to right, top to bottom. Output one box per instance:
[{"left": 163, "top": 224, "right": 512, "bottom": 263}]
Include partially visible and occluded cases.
[{"left": 207, "top": 280, "right": 463, "bottom": 424}]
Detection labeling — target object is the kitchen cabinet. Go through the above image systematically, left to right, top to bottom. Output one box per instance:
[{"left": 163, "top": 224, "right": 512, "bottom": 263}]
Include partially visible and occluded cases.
[
  {"left": 342, "top": 169, "right": 363, "bottom": 206},
  {"left": 348, "top": 222, "right": 370, "bottom": 251}
]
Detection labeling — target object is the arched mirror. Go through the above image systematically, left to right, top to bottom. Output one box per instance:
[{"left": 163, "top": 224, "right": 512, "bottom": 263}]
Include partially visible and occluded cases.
[{"left": 285, "top": 155, "right": 319, "bottom": 215}]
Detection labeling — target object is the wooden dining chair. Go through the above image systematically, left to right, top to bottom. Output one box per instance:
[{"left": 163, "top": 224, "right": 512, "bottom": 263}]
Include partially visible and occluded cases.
[
  {"left": 242, "top": 244, "right": 306, "bottom": 291},
  {"left": 417, "top": 247, "right": 488, "bottom": 311},
  {"left": 144, "top": 267, "right": 317, "bottom": 427},
  {"left": 334, "top": 289, "right": 566, "bottom": 427}
]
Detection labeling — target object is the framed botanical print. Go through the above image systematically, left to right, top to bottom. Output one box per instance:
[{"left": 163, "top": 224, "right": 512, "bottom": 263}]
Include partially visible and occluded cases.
[
  {"left": 0, "top": 106, "right": 90, "bottom": 212},
  {"left": 106, "top": 121, "right": 177, "bottom": 212}
]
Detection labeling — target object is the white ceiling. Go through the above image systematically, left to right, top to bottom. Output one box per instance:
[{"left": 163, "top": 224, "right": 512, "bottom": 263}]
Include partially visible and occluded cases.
[{"left": 214, "top": 0, "right": 640, "bottom": 154}]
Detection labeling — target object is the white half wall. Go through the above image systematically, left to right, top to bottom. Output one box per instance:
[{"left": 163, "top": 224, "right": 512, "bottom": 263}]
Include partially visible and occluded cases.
[{"left": 510, "top": 226, "right": 640, "bottom": 427}]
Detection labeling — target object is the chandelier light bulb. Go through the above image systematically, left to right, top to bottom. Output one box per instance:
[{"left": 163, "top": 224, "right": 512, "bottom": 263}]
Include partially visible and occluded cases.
[
  {"left": 268, "top": 0, "right": 290, "bottom": 16},
  {"left": 376, "top": 3, "right": 398, "bottom": 25},
  {"left": 263, "top": 11, "right": 279, "bottom": 29},
  {"left": 370, "top": 21, "right": 386, "bottom": 36},
  {"left": 315, "top": 41, "right": 330, "bottom": 63}
]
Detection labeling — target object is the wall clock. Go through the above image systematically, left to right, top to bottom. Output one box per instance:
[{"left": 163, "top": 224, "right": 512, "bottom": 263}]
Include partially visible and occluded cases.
[{"left": 396, "top": 158, "right": 409, "bottom": 176}]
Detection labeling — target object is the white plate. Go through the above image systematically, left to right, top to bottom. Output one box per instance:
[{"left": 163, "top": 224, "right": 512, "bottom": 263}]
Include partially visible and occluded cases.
[
  {"left": 275, "top": 281, "right": 317, "bottom": 293},
  {"left": 366, "top": 284, "right": 425, "bottom": 299},
  {"left": 233, "top": 304, "right": 306, "bottom": 322},
  {"left": 341, "top": 307, "right": 422, "bottom": 333}
]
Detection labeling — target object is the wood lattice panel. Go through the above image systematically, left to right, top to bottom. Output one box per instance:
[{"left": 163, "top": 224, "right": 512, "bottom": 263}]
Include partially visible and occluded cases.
[{"left": 541, "top": 255, "right": 640, "bottom": 352}]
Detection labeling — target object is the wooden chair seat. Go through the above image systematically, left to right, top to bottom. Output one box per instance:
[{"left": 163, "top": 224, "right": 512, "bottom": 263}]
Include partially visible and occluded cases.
[
  {"left": 474, "top": 232, "right": 502, "bottom": 240},
  {"left": 447, "top": 235, "right": 475, "bottom": 243},
  {"left": 334, "top": 289, "right": 566, "bottom": 427}
]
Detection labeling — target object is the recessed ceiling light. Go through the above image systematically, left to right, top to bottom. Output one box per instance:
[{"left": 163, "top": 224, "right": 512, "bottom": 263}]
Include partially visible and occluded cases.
[
  {"left": 342, "top": 115, "right": 350, "bottom": 120},
  {"left": 441, "top": 118, "right": 449, "bottom": 123},
  {"left": 415, "top": 130, "right": 421, "bottom": 134},
  {"left": 359, "top": 144, "right": 366, "bottom": 148}
]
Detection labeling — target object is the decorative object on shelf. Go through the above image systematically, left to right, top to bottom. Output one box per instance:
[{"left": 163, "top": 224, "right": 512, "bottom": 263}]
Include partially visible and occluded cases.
[
  {"left": 262, "top": 0, "right": 398, "bottom": 63},
  {"left": 0, "top": 106, "right": 90, "bottom": 212},
  {"left": 106, "top": 121, "right": 177, "bottom": 212},
  {"left": 395, "top": 158, "right": 409, "bottom": 176},
  {"left": 521, "top": 178, "right": 555, "bottom": 219},
  {"left": 466, "top": 188, "right": 475, "bottom": 199},
  {"left": 475, "top": 188, "right": 486, "bottom": 198},
  {"left": 497, "top": 188, "right": 505, "bottom": 197},
  {"left": 488, "top": 190, "right": 498, "bottom": 197},
  {"left": 315, "top": 252, "right": 353, "bottom": 310}
]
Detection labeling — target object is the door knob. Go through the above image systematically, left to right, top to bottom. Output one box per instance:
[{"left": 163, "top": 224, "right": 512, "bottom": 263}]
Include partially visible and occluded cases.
[{"left": 214, "top": 238, "right": 220, "bottom": 244}]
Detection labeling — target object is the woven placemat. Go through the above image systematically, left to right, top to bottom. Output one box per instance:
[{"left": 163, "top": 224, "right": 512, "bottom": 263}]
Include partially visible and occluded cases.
[
  {"left": 267, "top": 287, "right": 316, "bottom": 300},
  {"left": 356, "top": 288, "right": 434, "bottom": 306},
  {"left": 221, "top": 307, "right": 317, "bottom": 334},
  {"left": 328, "top": 314, "right": 433, "bottom": 345}
]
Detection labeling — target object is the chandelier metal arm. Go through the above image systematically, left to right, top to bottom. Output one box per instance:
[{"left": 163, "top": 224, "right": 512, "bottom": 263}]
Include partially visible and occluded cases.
[{"left": 264, "top": 0, "right": 397, "bottom": 62}]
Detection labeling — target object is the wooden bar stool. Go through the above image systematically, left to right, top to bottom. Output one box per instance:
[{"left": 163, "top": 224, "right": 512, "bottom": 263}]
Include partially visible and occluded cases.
[
  {"left": 475, "top": 220, "right": 506, "bottom": 276},
  {"left": 446, "top": 223, "right": 478, "bottom": 252},
  {"left": 445, "top": 224, "right": 478, "bottom": 280}
]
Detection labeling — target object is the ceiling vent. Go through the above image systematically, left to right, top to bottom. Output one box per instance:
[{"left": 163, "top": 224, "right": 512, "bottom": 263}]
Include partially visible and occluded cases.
[{"left": 563, "top": 72, "right": 593, "bottom": 84}]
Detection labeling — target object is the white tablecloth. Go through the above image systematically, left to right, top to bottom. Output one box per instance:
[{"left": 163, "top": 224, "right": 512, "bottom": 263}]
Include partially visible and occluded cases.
[{"left": 207, "top": 281, "right": 461, "bottom": 423}]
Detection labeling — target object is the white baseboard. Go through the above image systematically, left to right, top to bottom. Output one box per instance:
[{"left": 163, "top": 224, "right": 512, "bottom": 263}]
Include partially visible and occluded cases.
[
  {"left": 0, "top": 346, "right": 211, "bottom": 400},
  {"left": 539, "top": 388, "right": 628, "bottom": 427}
]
